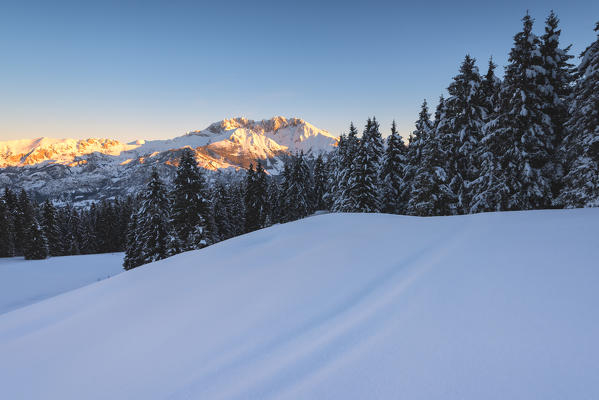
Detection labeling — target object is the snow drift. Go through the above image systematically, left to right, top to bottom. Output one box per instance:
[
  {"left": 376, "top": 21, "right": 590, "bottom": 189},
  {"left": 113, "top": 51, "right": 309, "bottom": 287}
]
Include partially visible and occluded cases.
[{"left": 0, "top": 210, "right": 598, "bottom": 399}]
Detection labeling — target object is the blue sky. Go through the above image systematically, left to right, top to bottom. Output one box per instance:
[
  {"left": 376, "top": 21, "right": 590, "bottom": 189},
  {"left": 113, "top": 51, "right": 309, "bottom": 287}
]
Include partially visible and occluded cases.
[{"left": 1, "top": 0, "right": 597, "bottom": 142}]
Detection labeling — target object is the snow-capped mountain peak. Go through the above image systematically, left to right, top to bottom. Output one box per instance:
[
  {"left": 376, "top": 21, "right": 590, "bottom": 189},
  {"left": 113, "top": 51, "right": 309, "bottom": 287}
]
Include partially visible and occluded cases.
[{"left": 0, "top": 117, "right": 338, "bottom": 202}]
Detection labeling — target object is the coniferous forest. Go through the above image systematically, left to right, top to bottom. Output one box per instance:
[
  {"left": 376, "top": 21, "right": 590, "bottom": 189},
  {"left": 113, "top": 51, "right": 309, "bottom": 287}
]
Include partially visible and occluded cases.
[{"left": 1, "top": 12, "right": 598, "bottom": 268}]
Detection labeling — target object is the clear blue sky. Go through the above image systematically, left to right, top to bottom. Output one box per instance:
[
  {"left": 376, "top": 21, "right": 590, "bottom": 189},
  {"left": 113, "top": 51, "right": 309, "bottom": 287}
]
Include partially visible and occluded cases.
[{"left": 1, "top": 0, "right": 597, "bottom": 142}]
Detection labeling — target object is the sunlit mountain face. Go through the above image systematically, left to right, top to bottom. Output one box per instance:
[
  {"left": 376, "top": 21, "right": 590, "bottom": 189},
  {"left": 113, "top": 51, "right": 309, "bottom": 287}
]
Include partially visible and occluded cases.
[{"left": 0, "top": 117, "right": 338, "bottom": 203}]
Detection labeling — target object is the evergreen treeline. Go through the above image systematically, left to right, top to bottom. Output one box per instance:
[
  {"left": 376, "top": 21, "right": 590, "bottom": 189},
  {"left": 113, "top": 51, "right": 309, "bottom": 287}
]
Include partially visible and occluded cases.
[
  {"left": 3, "top": 12, "right": 598, "bottom": 270},
  {"left": 328, "top": 12, "right": 598, "bottom": 215},
  {"left": 0, "top": 188, "right": 131, "bottom": 260}
]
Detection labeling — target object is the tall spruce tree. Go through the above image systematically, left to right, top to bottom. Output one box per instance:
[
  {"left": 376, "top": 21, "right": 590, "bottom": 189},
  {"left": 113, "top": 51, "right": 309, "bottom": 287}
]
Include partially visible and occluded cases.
[
  {"left": 540, "top": 11, "right": 575, "bottom": 198},
  {"left": 474, "top": 13, "right": 554, "bottom": 212},
  {"left": 557, "top": 21, "right": 599, "bottom": 207},
  {"left": 438, "top": 55, "right": 486, "bottom": 214},
  {"left": 481, "top": 57, "right": 502, "bottom": 117},
  {"left": 404, "top": 100, "right": 434, "bottom": 206},
  {"left": 407, "top": 100, "right": 453, "bottom": 216},
  {"left": 351, "top": 118, "right": 383, "bottom": 212},
  {"left": 380, "top": 121, "right": 407, "bottom": 214},
  {"left": 331, "top": 123, "right": 360, "bottom": 212},
  {"left": 171, "top": 148, "right": 210, "bottom": 251},
  {"left": 281, "top": 153, "right": 312, "bottom": 221},
  {"left": 313, "top": 154, "right": 328, "bottom": 211},
  {"left": 244, "top": 162, "right": 268, "bottom": 232},
  {"left": 134, "top": 168, "right": 178, "bottom": 265},
  {"left": 265, "top": 179, "right": 280, "bottom": 226},
  {"left": 211, "top": 182, "right": 235, "bottom": 240},
  {"left": 12, "top": 189, "right": 29, "bottom": 256},
  {"left": 21, "top": 192, "right": 48, "bottom": 260},
  {"left": 0, "top": 196, "right": 14, "bottom": 257},
  {"left": 41, "top": 200, "right": 61, "bottom": 256},
  {"left": 61, "top": 206, "right": 81, "bottom": 255},
  {"left": 123, "top": 213, "right": 142, "bottom": 270}
]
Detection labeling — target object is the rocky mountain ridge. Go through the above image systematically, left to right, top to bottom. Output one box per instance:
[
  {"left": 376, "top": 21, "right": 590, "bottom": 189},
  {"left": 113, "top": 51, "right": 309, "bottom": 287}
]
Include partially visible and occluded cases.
[{"left": 0, "top": 117, "right": 338, "bottom": 203}]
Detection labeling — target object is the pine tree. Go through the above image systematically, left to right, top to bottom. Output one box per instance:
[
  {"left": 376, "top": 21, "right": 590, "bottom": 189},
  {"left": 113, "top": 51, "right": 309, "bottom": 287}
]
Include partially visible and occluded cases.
[
  {"left": 540, "top": 11, "right": 575, "bottom": 198},
  {"left": 473, "top": 13, "right": 554, "bottom": 212},
  {"left": 557, "top": 21, "right": 599, "bottom": 207},
  {"left": 438, "top": 55, "right": 486, "bottom": 214},
  {"left": 481, "top": 57, "right": 502, "bottom": 117},
  {"left": 404, "top": 100, "right": 434, "bottom": 207},
  {"left": 407, "top": 100, "right": 453, "bottom": 216},
  {"left": 351, "top": 118, "right": 383, "bottom": 212},
  {"left": 380, "top": 121, "right": 407, "bottom": 214},
  {"left": 331, "top": 123, "right": 360, "bottom": 212},
  {"left": 171, "top": 148, "right": 210, "bottom": 251},
  {"left": 281, "top": 153, "right": 313, "bottom": 221},
  {"left": 313, "top": 154, "right": 328, "bottom": 211},
  {"left": 255, "top": 161, "right": 269, "bottom": 223},
  {"left": 244, "top": 162, "right": 268, "bottom": 232},
  {"left": 135, "top": 168, "right": 178, "bottom": 265},
  {"left": 265, "top": 179, "right": 281, "bottom": 226},
  {"left": 211, "top": 182, "right": 235, "bottom": 240},
  {"left": 230, "top": 182, "right": 246, "bottom": 237},
  {"left": 12, "top": 189, "right": 29, "bottom": 256},
  {"left": 21, "top": 192, "right": 48, "bottom": 260},
  {"left": 0, "top": 195, "right": 14, "bottom": 257},
  {"left": 118, "top": 197, "right": 133, "bottom": 251},
  {"left": 41, "top": 200, "right": 61, "bottom": 256},
  {"left": 63, "top": 206, "right": 81, "bottom": 255},
  {"left": 79, "top": 208, "right": 98, "bottom": 254},
  {"left": 123, "top": 213, "right": 142, "bottom": 270}
]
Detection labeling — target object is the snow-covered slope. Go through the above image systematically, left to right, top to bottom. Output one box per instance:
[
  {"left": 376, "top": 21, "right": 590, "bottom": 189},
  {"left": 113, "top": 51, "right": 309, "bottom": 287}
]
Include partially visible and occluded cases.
[
  {"left": 0, "top": 117, "right": 338, "bottom": 202},
  {"left": 1, "top": 210, "right": 598, "bottom": 399},
  {"left": 0, "top": 253, "right": 124, "bottom": 315}
]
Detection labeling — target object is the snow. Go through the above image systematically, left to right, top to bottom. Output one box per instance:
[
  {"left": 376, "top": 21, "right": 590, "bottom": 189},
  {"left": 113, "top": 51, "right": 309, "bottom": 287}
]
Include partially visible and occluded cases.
[
  {"left": 0, "top": 116, "right": 338, "bottom": 169},
  {"left": 1, "top": 210, "right": 598, "bottom": 399},
  {"left": 0, "top": 253, "right": 124, "bottom": 315}
]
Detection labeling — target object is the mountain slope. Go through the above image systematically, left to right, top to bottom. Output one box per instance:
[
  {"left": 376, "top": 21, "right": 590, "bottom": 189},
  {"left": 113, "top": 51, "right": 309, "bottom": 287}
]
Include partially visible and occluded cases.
[
  {"left": 0, "top": 116, "right": 338, "bottom": 202},
  {"left": 1, "top": 209, "right": 598, "bottom": 399},
  {"left": 0, "top": 253, "right": 124, "bottom": 315}
]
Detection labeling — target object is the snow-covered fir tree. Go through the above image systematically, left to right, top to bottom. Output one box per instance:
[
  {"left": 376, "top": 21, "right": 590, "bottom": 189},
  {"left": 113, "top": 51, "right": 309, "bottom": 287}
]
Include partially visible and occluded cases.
[
  {"left": 539, "top": 11, "right": 575, "bottom": 196},
  {"left": 473, "top": 14, "right": 554, "bottom": 212},
  {"left": 557, "top": 21, "right": 599, "bottom": 207},
  {"left": 438, "top": 55, "right": 486, "bottom": 214},
  {"left": 481, "top": 57, "right": 502, "bottom": 116},
  {"left": 404, "top": 100, "right": 433, "bottom": 207},
  {"left": 407, "top": 100, "right": 453, "bottom": 216},
  {"left": 351, "top": 118, "right": 383, "bottom": 213},
  {"left": 380, "top": 120, "right": 407, "bottom": 214},
  {"left": 331, "top": 123, "right": 360, "bottom": 212},
  {"left": 171, "top": 148, "right": 210, "bottom": 251},
  {"left": 281, "top": 153, "right": 313, "bottom": 221},
  {"left": 313, "top": 154, "right": 328, "bottom": 211},
  {"left": 244, "top": 162, "right": 268, "bottom": 232},
  {"left": 128, "top": 168, "right": 178, "bottom": 268},
  {"left": 264, "top": 179, "right": 280, "bottom": 227},
  {"left": 211, "top": 182, "right": 235, "bottom": 240},
  {"left": 21, "top": 192, "right": 48, "bottom": 260},
  {"left": 0, "top": 195, "right": 14, "bottom": 257},
  {"left": 41, "top": 200, "right": 61, "bottom": 256},
  {"left": 59, "top": 206, "right": 81, "bottom": 256},
  {"left": 123, "top": 213, "right": 141, "bottom": 270}
]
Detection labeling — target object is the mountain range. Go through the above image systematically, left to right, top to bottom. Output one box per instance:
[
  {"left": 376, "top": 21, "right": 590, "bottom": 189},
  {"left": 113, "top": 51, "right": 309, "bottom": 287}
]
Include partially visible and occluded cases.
[{"left": 0, "top": 117, "right": 338, "bottom": 203}]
